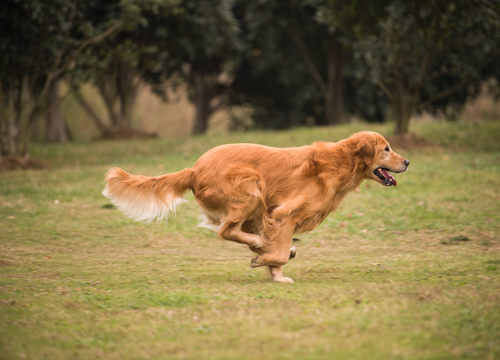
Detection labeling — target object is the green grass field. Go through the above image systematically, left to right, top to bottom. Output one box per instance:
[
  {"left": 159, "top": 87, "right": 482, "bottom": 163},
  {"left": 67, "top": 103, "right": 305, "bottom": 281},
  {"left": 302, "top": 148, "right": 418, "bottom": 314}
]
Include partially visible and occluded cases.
[{"left": 1, "top": 120, "right": 499, "bottom": 359}]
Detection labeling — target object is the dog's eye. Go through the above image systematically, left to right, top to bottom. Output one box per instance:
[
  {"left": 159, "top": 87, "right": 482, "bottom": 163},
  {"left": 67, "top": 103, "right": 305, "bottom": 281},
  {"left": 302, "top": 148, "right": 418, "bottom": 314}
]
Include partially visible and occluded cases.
[{"left": 384, "top": 146, "right": 390, "bottom": 152}]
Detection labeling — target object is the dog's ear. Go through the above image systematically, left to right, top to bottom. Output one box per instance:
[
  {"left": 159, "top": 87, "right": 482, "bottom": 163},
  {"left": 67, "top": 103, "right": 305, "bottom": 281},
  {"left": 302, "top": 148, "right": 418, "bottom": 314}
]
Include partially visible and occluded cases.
[
  {"left": 348, "top": 133, "right": 375, "bottom": 168},
  {"left": 359, "top": 138, "right": 375, "bottom": 167}
]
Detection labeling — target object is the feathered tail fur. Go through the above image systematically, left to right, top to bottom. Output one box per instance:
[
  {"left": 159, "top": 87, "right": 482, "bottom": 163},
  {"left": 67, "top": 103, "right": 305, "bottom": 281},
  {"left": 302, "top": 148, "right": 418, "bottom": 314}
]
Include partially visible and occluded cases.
[{"left": 102, "top": 167, "right": 194, "bottom": 222}]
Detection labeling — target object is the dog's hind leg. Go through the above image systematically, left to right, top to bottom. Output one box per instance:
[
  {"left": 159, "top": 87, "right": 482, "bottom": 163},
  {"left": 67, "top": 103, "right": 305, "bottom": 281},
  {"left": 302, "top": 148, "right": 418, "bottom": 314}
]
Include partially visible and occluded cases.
[
  {"left": 201, "top": 166, "right": 269, "bottom": 252},
  {"left": 218, "top": 221, "right": 264, "bottom": 252}
]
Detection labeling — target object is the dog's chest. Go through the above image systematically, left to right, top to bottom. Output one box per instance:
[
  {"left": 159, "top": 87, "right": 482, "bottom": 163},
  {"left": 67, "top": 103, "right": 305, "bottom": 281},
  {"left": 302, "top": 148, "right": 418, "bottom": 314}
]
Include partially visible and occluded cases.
[{"left": 292, "top": 186, "right": 351, "bottom": 233}]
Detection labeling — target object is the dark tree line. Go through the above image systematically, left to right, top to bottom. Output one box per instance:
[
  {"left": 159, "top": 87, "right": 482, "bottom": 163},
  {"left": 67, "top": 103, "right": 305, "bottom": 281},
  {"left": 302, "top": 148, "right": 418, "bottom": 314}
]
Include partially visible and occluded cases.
[{"left": 1, "top": 0, "right": 498, "bottom": 160}]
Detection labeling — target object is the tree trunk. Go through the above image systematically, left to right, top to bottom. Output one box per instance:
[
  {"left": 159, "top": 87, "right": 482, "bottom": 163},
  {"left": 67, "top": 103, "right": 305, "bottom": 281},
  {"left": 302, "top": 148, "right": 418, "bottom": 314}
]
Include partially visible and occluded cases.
[
  {"left": 324, "top": 33, "right": 344, "bottom": 125},
  {"left": 92, "top": 59, "right": 140, "bottom": 132},
  {"left": 117, "top": 59, "right": 139, "bottom": 129},
  {"left": 73, "top": 65, "right": 140, "bottom": 139},
  {"left": 192, "top": 72, "right": 216, "bottom": 135},
  {"left": 45, "top": 79, "right": 70, "bottom": 142},
  {"left": 96, "top": 81, "right": 120, "bottom": 128},
  {"left": 0, "top": 82, "right": 33, "bottom": 157},
  {"left": 392, "top": 86, "right": 415, "bottom": 135},
  {"left": 73, "top": 87, "right": 109, "bottom": 136},
  {"left": 0, "top": 88, "right": 8, "bottom": 156},
  {"left": 119, "top": 91, "right": 134, "bottom": 129},
  {"left": 193, "top": 93, "right": 211, "bottom": 135},
  {"left": 0, "top": 96, "right": 18, "bottom": 156},
  {"left": 0, "top": 109, "right": 20, "bottom": 157},
  {"left": 394, "top": 111, "right": 411, "bottom": 135}
]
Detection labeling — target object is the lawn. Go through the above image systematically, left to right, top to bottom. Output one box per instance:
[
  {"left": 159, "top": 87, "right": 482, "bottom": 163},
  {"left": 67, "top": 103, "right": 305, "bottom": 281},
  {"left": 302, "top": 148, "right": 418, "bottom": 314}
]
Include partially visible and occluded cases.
[{"left": 0, "top": 120, "right": 499, "bottom": 359}]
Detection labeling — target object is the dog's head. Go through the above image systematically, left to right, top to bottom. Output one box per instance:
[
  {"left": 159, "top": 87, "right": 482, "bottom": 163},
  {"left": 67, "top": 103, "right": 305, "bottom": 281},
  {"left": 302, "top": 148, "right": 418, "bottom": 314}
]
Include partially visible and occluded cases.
[{"left": 347, "top": 131, "right": 409, "bottom": 186}]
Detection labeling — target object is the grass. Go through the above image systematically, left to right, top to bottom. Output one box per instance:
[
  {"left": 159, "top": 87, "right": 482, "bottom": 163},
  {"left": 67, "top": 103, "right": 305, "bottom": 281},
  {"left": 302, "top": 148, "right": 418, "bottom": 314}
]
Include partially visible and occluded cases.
[{"left": 1, "top": 120, "right": 499, "bottom": 359}]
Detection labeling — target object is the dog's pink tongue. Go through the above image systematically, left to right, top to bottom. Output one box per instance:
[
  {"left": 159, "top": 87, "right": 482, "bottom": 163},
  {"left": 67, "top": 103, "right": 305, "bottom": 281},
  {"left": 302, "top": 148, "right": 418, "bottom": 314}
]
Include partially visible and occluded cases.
[{"left": 381, "top": 169, "right": 397, "bottom": 186}]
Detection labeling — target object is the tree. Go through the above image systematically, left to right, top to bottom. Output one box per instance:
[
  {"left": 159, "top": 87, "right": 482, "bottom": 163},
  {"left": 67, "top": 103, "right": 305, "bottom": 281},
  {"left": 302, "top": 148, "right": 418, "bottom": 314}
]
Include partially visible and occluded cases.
[
  {"left": 0, "top": 0, "right": 119, "bottom": 161},
  {"left": 69, "top": 0, "right": 157, "bottom": 138},
  {"left": 139, "top": 0, "right": 242, "bottom": 134},
  {"left": 230, "top": 0, "right": 387, "bottom": 128},
  {"left": 287, "top": 0, "right": 347, "bottom": 125},
  {"left": 309, "top": 0, "right": 390, "bottom": 125},
  {"left": 355, "top": 0, "right": 500, "bottom": 134},
  {"left": 229, "top": 1, "right": 321, "bottom": 129},
  {"left": 231, "top": 1, "right": 345, "bottom": 127},
  {"left": 72, "top": 42, "right": 143, "bottom": 138},
  {"left": 45, "top": 78, "right": 71, "bottom": 142}
]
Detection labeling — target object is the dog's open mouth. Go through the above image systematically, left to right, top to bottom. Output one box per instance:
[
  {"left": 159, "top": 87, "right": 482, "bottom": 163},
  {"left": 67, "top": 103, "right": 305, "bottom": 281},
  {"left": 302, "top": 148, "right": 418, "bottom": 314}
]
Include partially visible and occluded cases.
[{"left": 374, "top": 167, "right": 397, "bottom": 186}]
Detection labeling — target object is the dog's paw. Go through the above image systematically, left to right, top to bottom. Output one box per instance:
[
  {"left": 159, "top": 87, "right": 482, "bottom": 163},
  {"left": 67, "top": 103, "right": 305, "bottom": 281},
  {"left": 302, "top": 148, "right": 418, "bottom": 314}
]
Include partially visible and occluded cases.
[
  {"left": 289, "top": 246, "right": 296, "bottom": 259},
  {"left": 272, "top": 276, "right": 294, "bottom": 284}
]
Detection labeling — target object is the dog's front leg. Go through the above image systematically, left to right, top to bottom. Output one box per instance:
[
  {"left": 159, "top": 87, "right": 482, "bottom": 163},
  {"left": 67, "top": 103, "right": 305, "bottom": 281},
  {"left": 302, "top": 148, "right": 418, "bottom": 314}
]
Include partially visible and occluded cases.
[
  {"left": 250, "top": 218, "right": 295, "bottom": 283},
  {"left": 268, "top": 265, "right": 294, "bottom": 283}
]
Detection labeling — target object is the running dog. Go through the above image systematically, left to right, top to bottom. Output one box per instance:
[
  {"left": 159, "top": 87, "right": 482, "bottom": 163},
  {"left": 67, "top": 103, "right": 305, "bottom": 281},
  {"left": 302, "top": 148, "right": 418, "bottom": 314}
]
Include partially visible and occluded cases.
[{"left": 103, "top": 131, "right": 409, "bottom": 283}]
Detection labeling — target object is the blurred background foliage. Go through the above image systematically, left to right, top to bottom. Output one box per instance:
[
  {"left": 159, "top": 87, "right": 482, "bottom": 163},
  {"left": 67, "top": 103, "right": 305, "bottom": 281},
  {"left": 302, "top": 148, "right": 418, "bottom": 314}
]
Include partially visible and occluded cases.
[{"left": 0, "top": 0, "right": 499, "bottom": 160}]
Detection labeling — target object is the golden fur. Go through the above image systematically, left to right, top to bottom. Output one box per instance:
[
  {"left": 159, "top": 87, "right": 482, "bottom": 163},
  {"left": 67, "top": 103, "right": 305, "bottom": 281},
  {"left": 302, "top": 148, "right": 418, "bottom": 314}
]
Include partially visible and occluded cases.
[{"left": 103, "top": 131, "right": 409, "bottom": 283}]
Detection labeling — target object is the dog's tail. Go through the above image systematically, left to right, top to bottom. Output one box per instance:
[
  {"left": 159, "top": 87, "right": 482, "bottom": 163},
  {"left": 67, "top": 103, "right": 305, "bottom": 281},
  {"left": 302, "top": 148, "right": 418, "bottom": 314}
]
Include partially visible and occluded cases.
[{"left": 102, "top": 167, "right": 194, "bottom": 222}]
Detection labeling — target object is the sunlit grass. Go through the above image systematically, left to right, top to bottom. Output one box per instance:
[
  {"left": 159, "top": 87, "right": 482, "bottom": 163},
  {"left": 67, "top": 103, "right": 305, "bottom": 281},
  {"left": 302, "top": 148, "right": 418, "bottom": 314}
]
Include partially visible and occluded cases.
[{"left": 1, "top": 121, "right": 499, "bottom": 359}]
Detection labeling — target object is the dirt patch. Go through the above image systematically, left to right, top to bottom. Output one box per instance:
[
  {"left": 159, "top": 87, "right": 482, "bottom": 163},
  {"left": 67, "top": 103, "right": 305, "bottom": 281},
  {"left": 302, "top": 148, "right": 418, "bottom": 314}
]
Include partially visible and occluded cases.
[
  {"left": 97, "top": 127, "right": 158, "bottom": 140},
  {"left": 387, "top": 133, "right": 436, "bottom": 150},
  {"left": 0, "top": 156, "right": 47, "bottom": 171},
  {"left": 440, "top": 235, "right": 472, "bottom": 245},
  {"left": 0, "top": 259, "right": 15, "bottom": 266}
]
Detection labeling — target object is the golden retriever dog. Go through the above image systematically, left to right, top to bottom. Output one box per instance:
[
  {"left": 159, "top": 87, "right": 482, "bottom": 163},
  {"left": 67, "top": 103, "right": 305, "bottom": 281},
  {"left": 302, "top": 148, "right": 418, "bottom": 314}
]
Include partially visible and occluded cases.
[{"left": 103, "top": 131, "right": 409, "bottom": 283}]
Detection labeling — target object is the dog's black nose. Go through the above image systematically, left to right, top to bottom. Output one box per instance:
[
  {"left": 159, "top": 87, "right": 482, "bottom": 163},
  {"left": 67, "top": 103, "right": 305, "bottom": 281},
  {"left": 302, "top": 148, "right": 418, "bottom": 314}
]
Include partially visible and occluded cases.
[{"left": 404, "top": 159, "right": 410, "bottom": 167}]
